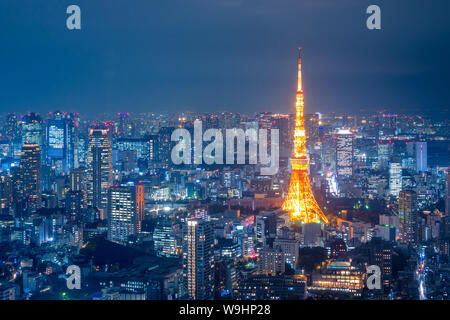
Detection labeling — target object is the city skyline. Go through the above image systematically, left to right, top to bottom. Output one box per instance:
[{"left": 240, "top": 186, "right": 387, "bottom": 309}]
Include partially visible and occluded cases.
[{"left": 0, "top": 0, "right": 449, "bottom": 306}]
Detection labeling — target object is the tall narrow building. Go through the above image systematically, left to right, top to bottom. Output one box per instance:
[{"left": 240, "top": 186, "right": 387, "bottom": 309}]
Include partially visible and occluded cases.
[
  {"left": 282, "top": 48, "right": 328, "bottom": 224},
  {"left": 46, "top": 111, "right": 78, "bottom": 174},
  {"left": 5, "top": 113, "right": 19, "bottom": 140},
  {"left": 21, "top": 113, "right": 43, "bottom": 148},
  {"left": 21, "top": 113, "right": 44, "bottom": 163},
  {"left": 86, "top": 129, "right": 112, "bottom": 210},
  {"left": 336, "top": 129, "right": 353, "bottom": 179},
  {"left": 415, "top": 141, "right": 427, "bottom": 173},
  {"left": 20, "top": 144, "right": 42, "bottom": 211},
  {"left": 389, "top": 162, "right": 402, "bottom": 197},
  {"left": 70, "top": 168, "right": 86, "bottom": 192},
  {"left": 446, "top": 169, "right": 450, "bottom": 216},
  {"left": 0, "top": 174, "right": 12, "bottom": 215},
  {"left": 107, "top": 184, "right": 144, "bottom": 244},
  {"left": 398, "top": 190, "right": 418, "bottom": 244},
  {"left": 183, "top": 219, "right": 215, "bottom": 300}
]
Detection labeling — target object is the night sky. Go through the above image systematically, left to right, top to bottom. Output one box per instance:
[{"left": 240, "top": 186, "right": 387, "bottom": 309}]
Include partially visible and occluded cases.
[{"left": 0, "top": 0, "right": 449, "bottom": 116}]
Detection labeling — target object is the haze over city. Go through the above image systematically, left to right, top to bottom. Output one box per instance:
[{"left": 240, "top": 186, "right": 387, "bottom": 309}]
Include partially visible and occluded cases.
[{"left": 0, "top": 0, "right": 449, "bottom": 116}]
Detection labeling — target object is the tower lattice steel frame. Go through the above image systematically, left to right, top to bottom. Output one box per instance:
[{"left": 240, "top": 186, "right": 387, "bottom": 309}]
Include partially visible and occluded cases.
[{"left": 282, "top": 48, "right": 329, "bottom": 224}]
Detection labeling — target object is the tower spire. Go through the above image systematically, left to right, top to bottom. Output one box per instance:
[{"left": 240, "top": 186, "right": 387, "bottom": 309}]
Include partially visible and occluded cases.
[
  {"left": 297, "top": 47, "right": 303, "bottom": 92},
  {"left": 293, "top": 48, "right": 306, "bottom": 160}
]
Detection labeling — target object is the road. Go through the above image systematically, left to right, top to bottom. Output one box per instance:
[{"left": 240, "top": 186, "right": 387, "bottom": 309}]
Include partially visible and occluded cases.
[{"left": 418, "top": 246, "right": 427, "bottom": 300}]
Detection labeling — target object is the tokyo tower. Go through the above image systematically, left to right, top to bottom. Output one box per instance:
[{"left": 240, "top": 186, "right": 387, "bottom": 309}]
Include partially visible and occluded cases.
[{"left": 282, "top": 48, "right": 329, "bottom": 224}]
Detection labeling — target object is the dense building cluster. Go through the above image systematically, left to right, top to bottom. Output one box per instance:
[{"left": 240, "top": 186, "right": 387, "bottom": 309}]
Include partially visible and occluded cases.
[{"left": 0, "top": 109, "right": 448, "bottom": 300}]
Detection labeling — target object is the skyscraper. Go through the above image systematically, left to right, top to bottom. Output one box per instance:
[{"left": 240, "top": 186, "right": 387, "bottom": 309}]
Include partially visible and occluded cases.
[
  {"left": 46, "top": 111, "right": 78, "bottom": 174},
  {"left": 117, "top": 112, "right": 131, "bottom": 136},
  {"left": 5, "top": 113, "right": 19, "bottom": 140},
  {"left": 21, "top": 113, "right": 43, "bottom": 162},
  {"left": 21, "top": 113, "right": 43, "bottom": 147},
  {"left": 304, "top": 113, "right": 319, "bottom": 146},
  {"left": 271, "top": 114, "right": 291, "bottom": 158},
  {"left": 157, "top": 127, "right": 175, "bottom": 168},
  {"left": 87, "top": 129, "right": 113, "bottom": 210},
  {"left": 336, "top": 129, "right": 353, "bottom": 179},
  {"left": 148, "top": 135, "right": 159, "bottom": 164},
  {"left": 113, "top": 137, "right": 152, "bottom": 169},
  {"left": 416, "top": 141, "right": 427, "bottom": 172},
  {"left": 377, "top": 142, "right": 393, "bottom": 169},
  {"left": 20, "top": 144, "right": 42, "bottom": 211},
  {"left": 389, "top": 162, "right": 402, "bottom": 197},
  {"left": 70, "top": 168, "right": 86, "bottom": 192},
  {"left": 446, "top": 169, "right": 450, "bottom": 216},
  {"left": 0, "top": 174, "right": 12, "bottom": 215},
  {"left": 107, "top": 184, "right": 145, "bottom": 244},
  {"left": 65, "top": 190, "right": 85, "bottom": 220},
  {"left": 398, "top": 190, "right": 418, "bottom": 244},
  {"left": 255, "top": 213, "right": 277, "bottom": 246},
  {"left": 153, "top": 218, "right": 179, "bottom": 257},
  {"left": 183, "top": 219, "right": 215, "bottom": 300},
  {"left": 273, "top": 237, "right": 300, "bottom": 268},
  {"left": 368, "top": 238, "right": 393, "bottom": 292},
  {"left": 257, "top": 247, "right": 285, "bottom": 276}
]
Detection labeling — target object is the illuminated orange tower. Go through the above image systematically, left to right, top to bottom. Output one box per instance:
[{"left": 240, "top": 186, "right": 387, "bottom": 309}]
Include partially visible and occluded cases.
[{"left": 282, "top": 48, "right": 329, "bottom": 224}]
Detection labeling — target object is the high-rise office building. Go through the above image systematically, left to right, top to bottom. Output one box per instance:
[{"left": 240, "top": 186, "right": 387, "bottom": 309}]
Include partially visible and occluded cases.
[
  {"left": 46, "top": 111, "right": 78, "bottom": 174},
  {"left": 219, "top": 111, "right": 240, "bottom": 129},
  {"left": 117, "top": 112, "right": 131, "bottom": 136},
  {"left": 5, "top": 113, "right": 19, "bottom": 140},
  {"left": 21, "top": 113, "right": 43, "bottom": 147},
  {"left": 21, "top": 113, "right": 44, "bottom": 163},
  {"left": 304, "top": 113, "right": 320, "bottom": 145},
  {"left": 271, "top": 114, "right": 291, "bottom": 158},
  {"left": 157, "top": 127, "right": 175, "bottom": 168},
  {"left": 87, "top": 129, "right": 113, "bottom": 210},
  {"left": 336, "top": 129, "right": 353, "bottom": 178},
  {"left": 77, "top": 135, "right": 87, "bottom": 166},
  {"left": 147, "top": 135, "right": 159, "bottom": 164},
  {"left": 113, "top": 137, "right": 152, "bottom": 169},
  {"left": 113, "top": 138, "right": 150, "bottom": 160},
  {"left": 415, "top": 141, "right": 427, "bottom": 172},
  {"left": 377, "top": 142, "right": 393, "bottom": 169},
  {"left": 20, "top": 144, "right": 42, "bottom": 211},
  {"left": 389, "top": 162, "right": 402, "bottom": 197},
  {"left": 70, "top": 168, "right": 86, "bottom": 192},
  {"left": 446, "top": 169, "right": 450, "bottom": 216},
  {"left": 0, "top": 174, "right": 12, "bottom": 215},
  {"left": 107, "top": 184, "right": 144, "bottom": 244},
  {"left": 65, "top": 190, "right": 85, "bottom": 220},
  {"left": 398, "top": 190, "right": 418, "bottom": 244},
  {"left": 255, "top": 213, "right": 277, "bottom": 246},
  {"left": 153, "top": 219, "right": 179, "bottom": 257},
  {"left": 183, "top": 219, "right": 215, "bottom": 300},
  {"left": 273, "top": 237, "right": 300, "bottom": 268},
  {"left": 368, "top": 238, "right": 393, "bottom": 292},
  {"left": 257, "top": 247, "right": 285, "bottom": 276}
]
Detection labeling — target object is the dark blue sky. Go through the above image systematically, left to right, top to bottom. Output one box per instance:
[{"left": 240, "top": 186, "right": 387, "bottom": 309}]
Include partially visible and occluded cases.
[{"left": 0, "top": 0, "right": 449, "bottom": 116}]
